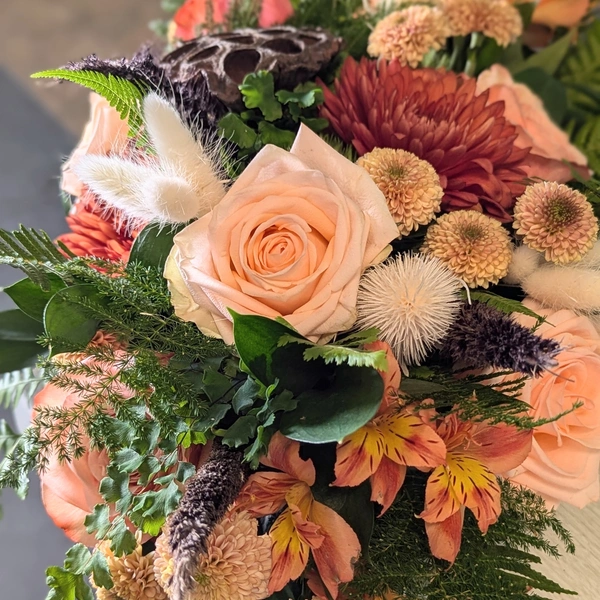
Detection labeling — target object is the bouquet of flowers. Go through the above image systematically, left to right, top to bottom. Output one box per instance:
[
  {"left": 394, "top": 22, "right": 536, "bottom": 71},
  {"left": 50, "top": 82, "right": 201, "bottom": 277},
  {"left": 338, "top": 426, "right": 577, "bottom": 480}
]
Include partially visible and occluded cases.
[{"left": 2, "top": 0, "right": 600, "bottom": 598}]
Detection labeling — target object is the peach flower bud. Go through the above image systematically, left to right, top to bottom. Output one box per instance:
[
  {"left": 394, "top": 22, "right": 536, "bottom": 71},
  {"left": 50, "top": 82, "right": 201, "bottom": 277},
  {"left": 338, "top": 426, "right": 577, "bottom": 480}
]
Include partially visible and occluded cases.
[
  {"left": 476, "top": 64, "right": 589, "bottom": 183},
  {"left": 61, "top": 93, "right": 129, "bottom": 198},
  {"left": 165, "top": 125, "right": 399, "bottom": 345},
  {"left": 499, "top": 299, "right": 600, "bottom": 508}
]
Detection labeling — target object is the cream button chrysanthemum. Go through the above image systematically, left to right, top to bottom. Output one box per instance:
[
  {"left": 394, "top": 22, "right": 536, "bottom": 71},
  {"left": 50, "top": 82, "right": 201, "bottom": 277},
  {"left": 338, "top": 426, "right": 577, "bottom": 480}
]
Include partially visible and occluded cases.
[
  {"left": 440, "top": 0, "right": 522, "bottom": 47},
  {"left": 367, "top": 5, "right": 451, "bottom": 67},
  {"left": 357, "top": 148, "right": 443, "bottom": 237},
  {"left": 513, "top": 181, "right": 599, "bottom": 265},
  {"left": 422, "top": 210, "right": 513, "bottom": 288},
  {"left": 154, "top": 510, "right": 272, "bottom": 600},
  {"left": 92, "top": 534, "right": 167, "bottom": 600}
]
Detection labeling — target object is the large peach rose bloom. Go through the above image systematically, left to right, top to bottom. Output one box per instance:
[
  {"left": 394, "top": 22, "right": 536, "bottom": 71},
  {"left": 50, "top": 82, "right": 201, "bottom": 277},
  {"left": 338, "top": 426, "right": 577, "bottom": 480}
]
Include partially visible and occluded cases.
[
  {"left": 476, "top": 65, "right": 589, "bottom": 183},
  {"left": 61, "top": 93, "right": 129, "bottom": 198},
  {"left": 165, "top": 125, "right": 398, "bottom": 345},
  {"left": 500, "top": 299, "right": 600, "bottom": 508}
]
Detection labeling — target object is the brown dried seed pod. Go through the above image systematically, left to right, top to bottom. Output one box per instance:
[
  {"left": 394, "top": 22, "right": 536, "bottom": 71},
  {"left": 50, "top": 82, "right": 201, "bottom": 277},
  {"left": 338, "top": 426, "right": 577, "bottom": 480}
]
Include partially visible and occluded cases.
[{"left": 161, "top": 26, "right": 343, "bottom": 108}]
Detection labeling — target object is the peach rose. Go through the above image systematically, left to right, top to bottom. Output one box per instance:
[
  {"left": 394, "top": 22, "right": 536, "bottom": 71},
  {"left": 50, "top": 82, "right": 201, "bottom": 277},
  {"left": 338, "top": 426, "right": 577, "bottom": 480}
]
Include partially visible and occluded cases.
[
  {"left": 476, "top": 65, "right": 589, "bottom": 183},
  {"left": 62, "top": 93, "right": 129, "bottom": 197},
  {"left": 165, "top": 125, "right": 398, "bottom": 344},
  {"left": 499, "top": 299, "right": 600, "bottom": 508}
]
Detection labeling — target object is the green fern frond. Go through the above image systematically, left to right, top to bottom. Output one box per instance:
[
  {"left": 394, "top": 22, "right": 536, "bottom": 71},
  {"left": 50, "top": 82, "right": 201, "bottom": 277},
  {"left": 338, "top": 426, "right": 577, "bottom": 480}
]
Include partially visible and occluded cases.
[
  {"left": 30, "top": 70, "right": 148, "bottom": 136},
  {"left": 0, "top": 227, "right": 67, "bottom": 289},
  {"left": 466, "top": 290, "right": 547, "bottom": 328},
  {"left": 0, "top": 368, "right": 45, "bottom": 410}
]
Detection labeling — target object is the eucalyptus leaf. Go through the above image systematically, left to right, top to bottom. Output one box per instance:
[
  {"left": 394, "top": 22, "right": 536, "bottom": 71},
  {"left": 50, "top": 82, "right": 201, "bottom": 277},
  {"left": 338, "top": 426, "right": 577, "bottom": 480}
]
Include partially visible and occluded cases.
[
  {"left": 127, "top": 223, "right": 185, "bottom": 271},
  {"left": 3, "top": 274, "right": 66, "bottom": 322}
]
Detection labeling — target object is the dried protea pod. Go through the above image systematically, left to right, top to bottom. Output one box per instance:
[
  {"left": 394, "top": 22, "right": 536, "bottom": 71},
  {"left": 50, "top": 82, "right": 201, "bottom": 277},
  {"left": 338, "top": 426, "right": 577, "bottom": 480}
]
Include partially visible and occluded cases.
[
  {"left": 160, "top": 26, "right": 343, "bottom": 108},
  {"left": 167, "top": 441, "right": 248, "bottom": 600}
]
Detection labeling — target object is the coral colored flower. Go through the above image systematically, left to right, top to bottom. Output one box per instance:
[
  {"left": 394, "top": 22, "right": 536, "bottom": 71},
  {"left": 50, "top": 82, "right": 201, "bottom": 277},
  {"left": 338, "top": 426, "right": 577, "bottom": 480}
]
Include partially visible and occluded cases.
[
  {"left": 173, "top": 0, "right": 294, "bottom": 40},
  {"left": 531, "top": 0, "right": 590, "bottom": 28},
  {"left": 367, "top": 6, "right": 451, "bottom": 67},
  {"left": 320, "top": 58, "right": 530, "bottom": 221},
  {"left": 476, "top": 64, "right": 589, "bottom": 183},
  {"left": 62, "top": 93, "right": 129, "bottom": 198},
  {"left": 165, "top": 125, "right": 398, "bottom": 345},
  {"left": 513, "top": 182, "right": 598, "bottom": 265},
  {"left": 57, "top": 194, "right": 138, "bottom": 263},
  {"left": 422, "top": 210, "right": 513, "bottom": 288},
  {"left": 497, "top": 299, "right": 600, "bottom": 508},
  {"left": 333, "top": 343, "right": 446, "bottom": 513},
  {"left": 419, "top": 413, "right": 532, "bottom": 563},
  {"left": 237, "top": 433, "right": 361, "bottom": 598},
  {"left": 154, "top": 511, "right": 272, "bottom": 600}
]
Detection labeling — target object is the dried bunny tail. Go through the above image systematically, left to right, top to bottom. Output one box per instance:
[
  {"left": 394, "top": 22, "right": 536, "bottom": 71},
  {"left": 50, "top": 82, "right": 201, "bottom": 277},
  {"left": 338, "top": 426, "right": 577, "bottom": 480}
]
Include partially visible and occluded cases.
[
  {"left": 142, "top": 93, "right": 227, "bottom": 214},
  {"left": 576, "top": 240, "right": 600, "bottom": 269},
  {"left": 503, "top": 244, "right": 543, "bottom": 285}
]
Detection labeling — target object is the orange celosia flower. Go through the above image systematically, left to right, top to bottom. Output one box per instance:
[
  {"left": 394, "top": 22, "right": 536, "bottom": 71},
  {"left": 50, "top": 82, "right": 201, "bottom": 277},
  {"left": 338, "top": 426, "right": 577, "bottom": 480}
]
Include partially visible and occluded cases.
[
  {"left": 332, "top": 342, "right": 446, "bottom": 513},
  {"left": 419, "top": 411, "right": 532, "bottom": 563},
  {"left": 237, "top": 433, "right": 361, "bottom": 599}
]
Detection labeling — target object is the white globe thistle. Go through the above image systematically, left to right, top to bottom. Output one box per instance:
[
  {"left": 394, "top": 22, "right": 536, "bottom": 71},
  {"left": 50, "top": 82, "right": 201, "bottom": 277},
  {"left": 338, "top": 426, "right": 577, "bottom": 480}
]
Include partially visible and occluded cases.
[{"left": 356, "top": 253, "right": 463, "bottom": 371}]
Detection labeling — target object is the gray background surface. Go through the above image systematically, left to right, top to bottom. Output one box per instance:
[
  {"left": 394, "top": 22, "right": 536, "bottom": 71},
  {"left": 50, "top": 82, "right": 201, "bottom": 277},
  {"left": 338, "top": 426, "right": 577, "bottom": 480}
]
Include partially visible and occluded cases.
[{"left": 0, "top": 1, "right": 598, "bottom": 598}]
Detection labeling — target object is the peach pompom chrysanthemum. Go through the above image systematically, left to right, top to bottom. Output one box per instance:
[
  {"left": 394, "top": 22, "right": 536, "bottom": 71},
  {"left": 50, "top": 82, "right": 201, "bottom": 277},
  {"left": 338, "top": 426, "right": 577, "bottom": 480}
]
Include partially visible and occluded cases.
[
  {"left": 440, "top": 0, "right": 522, "bottom": 47},
  {"left": 367, "top": 5, "right": 451, "bottom": 67},
  {"left": 358, "top": 148, "right": 443, "bottom": 237},
  {"left": 513, "top": 181, "right": 598, "bottom": 265},
  {"left": 422, "top": 210, "right": 513, "bottom": 288},
  {"left": 154, "top": 510, "right": 272, "bottom": 600},
  {"left": 92, "top": 533, "right": 167, "bottom": 600}
]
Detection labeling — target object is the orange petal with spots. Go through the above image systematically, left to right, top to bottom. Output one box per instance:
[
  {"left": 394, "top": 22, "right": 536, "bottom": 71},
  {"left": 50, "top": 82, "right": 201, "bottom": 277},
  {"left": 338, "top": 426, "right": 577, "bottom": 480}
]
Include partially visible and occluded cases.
[
  {"left": 379, "top": 410, "right": 446, "bottom": 468},
  {"left": 333, "top": 423, "right": 385, "bottom": 487},
  {"left": 470, "top": 423, "right": 532, "bottom": 473},
  {"left": 262, "top": 432, "right": 316, "bottom": 486},
  {"left": 370, "top": 455, "right": 406, "bottom": 514},
  {"left": 419, "top": 465, "right": 462, "bottom": 524},
  {"left": 237, "top": 472, "right": 298, "bottom": 516},
  {"left": 310, "top": 500, "right": 362, "bottom": 599},
  {"left": 424, "top": 509, "right": 464, "bottom": 563}
]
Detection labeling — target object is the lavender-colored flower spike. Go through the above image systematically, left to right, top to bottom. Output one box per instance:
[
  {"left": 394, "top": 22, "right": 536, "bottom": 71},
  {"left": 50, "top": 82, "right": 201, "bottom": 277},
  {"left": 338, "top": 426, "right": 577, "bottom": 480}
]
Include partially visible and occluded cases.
[
  {"left": 442, "top": 301, "right": 561, "bottom": 376},
  {"left": 168, "top": 441, "right": 247, "bottom": 600}
]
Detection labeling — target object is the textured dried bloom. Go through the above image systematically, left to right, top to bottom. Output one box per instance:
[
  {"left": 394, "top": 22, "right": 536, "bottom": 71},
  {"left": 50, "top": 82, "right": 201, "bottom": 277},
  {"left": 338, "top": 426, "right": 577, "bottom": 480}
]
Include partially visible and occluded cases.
[
  {"left": 440, "top": 0, "right": 522, "bottom": 47},
  {"left": 367, "top": 5, "right": 451, "bottom": 67},
  {"left": 320, "top": 58, "right": 530, "bottom": 221},
  {"left": 357, "top": 148, "right": 443, "bottom": 236},
  {"left": 513, "top": 182, "right": 599, "bottom": 265},
  {"left": 57, "top": 195, "right": 137, "bottom": 263},
  {"left": 422, "top": 210, "right": 513, "bottom": 288},
  {"left": 356, "top": 253, "right": 463, "bottom": 370},
  {"left": 441, "top": 301, "right": 561, "bottom": 375},
  {"left": 154, "top": 511, "right": 272, "bottom": 600},
  {"left": 93, "top": 533, "right": 167, "bottom": 600}
]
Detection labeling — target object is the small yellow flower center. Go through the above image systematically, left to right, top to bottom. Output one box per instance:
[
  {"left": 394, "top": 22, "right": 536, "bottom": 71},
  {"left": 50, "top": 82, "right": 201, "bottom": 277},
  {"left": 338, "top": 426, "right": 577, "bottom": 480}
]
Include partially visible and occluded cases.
[
  {"left": 387, "top": 164, "right": 407, "bottom": 179},
  {"left": 547, "top": 196, "right": 581, "bottom": 230},
  {"left": 460, "top": 223, "right": 485, "bottom": 242}
]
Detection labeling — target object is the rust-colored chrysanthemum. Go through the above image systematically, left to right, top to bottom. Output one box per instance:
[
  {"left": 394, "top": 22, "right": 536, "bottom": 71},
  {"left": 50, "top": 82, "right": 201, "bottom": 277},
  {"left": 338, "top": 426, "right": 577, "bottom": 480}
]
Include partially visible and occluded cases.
[
  {"left": 440, "top": 0, "right": 522, "bottom": 47},
  {"left": 367, "top": 5, "right": 451, "bottom": 67},
  {"left": 320, "top": 58, "right": 530, "bottom": 222},
  {"left": 357, "top": 148, "right": 443, "bottom": 236},
  {"left": 513, "top": 181, "right": 599, "bottom": 265},
  {"left": 57, "top": 194, "right": 137, "bottom": 263},
  {"left": 422, "top": 210, "right": 513, "bottom": 287},
  {"left": 154, "top": 510, "right": 272, "bottom": 600},
  {"left": 92, "top": 534, "right": 167, "bottom": 600}
]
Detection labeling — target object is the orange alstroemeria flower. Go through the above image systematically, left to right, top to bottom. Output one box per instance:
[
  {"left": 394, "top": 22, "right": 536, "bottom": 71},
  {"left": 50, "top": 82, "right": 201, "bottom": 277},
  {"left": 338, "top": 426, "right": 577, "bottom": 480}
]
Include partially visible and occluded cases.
[
  {"left": 510, "top": 0, "right": 590, "bottom": 28},
  {"left": 333, "top": 342, "right": 447, "bottom": 513},
  {"left": 419, "top": 413, "right": 532, "bottom": 563},
  {"left": 237, "top": 433, "right": 361, "bottom": 599}
]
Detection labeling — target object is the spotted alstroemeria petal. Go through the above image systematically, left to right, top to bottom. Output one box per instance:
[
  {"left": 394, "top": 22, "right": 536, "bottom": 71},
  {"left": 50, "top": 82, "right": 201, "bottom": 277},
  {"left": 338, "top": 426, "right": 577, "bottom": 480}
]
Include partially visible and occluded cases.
[
  {"left": 379, "top": 410, "right": 447, "bottom": 468},
  {"left": 333, "top": 423, "right": 385, "bottom": 487},
  {"left": 469, "top": 423, "right": 532, "bottom": 473},
  {"left": 261, "top": 432, "right": 316, "bottom": 486},
  {"left": 446, "top": 453, "right": 501, "bottom": 533},
  {"left": 370, "top": 455, "right": 406, "bottom": 514},
  {"left": 419, "top": 465, "right": 462, "bottom": 524},
  {"left": 237, "top": 472, "right": 300, "bottom": 517},
  {"left": 424, "top": 509, "right": 465, "bottom": 563}
]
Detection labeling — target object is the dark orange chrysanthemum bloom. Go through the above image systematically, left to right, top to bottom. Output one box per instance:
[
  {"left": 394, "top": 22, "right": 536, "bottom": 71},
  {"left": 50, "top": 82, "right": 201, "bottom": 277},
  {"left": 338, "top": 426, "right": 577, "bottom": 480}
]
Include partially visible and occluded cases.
[
  {"left": 320, "top": 57, "right": 531, "bottom": 221},
  {"left": 58, "top": 193, "right": 137, "bottom": 263}
]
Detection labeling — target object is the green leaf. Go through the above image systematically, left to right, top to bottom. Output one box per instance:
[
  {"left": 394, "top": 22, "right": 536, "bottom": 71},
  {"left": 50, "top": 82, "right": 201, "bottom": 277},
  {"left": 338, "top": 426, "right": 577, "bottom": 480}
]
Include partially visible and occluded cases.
[
  {"left": 516, "top": 2, "right": 535, "bottom": 28},
  {"left": 515, "top": 29, "right": 575, "bottom": 76},
  {"left": 513, "top": 67, "right": 567, "bottom": 124},
  {"left": 31, "top": 70, "right": 148, "bottom": 137},
  {"left": 239, "top": 71, "right": 283, "bottom": 122},
  {"left": 276, "top": 83, "right": 324, "bottom": 108},
  {"left": 218, "top": 112, "right": 258, "bottom": 149},
  {"left": 299, "top": 116, "right": 329, "bottom": 132},
  {"left": 257, "top": 121, "right": 296, "bottom": 149},
  {"left": 127, "top": 223, "right": 185, "bottom": 272},
  {"left": 3, "top": 274, "right": 66, "bottom": 322},
  {"left": 43, "top": 284, "right": 105, "bottom": 355},
  {"left": 467, "top": 291, "right": 547, "bottom": 327},
  {"left": 0, "top": 309, "right": 45, "bottom": 341},
  {"left": 0, "top": 311, "right": 45, "bottom": 374},
  {"left": 231, "top": 312, "right": 329, "bottom": 395},
  {"left": 279, "top": 364, "right": 384, "bottom": 444},
  {"left": 202, "top": 368, "right": 234, "bottom": 402},
  {"left": 232, "top": 377, "right": 260, "bottom": 414},
  {"left": 400, "top": 378, "right": 447, "bottom": 397},
  {"left": 195, "top": 403, "right": 231, "bottom": 431},
  {"left": 221, "top": 415, "right": 259, "bottom": 447},
  {"left": 0, "top": 419, "right": 20, "bottom": 454},
  {"left": 114, "top": 448, "right": 145, "bottom": 474},
  {"left": 176, "top": 461, "right": 196, "bottom": 483},
  {"left": 100, "top": 467, "right": 132, "bottom": 513},
  {"left": 130, "top": 481, "right": 181, "bottom": 536},
  {"left": 85, "top": 504, "right": 111, "bottom": 539},
  {"left": 106, "top": 518, "right": 137, "bottom": 556},
  {"left": 63, "top": 544, "right": 92, "bottom": 575},
  {"left": 89, "top": 552, "right": 113, "bottom": 590},
  {"left": 45, "top": 566, "right": 94, "bottom": 600}
]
